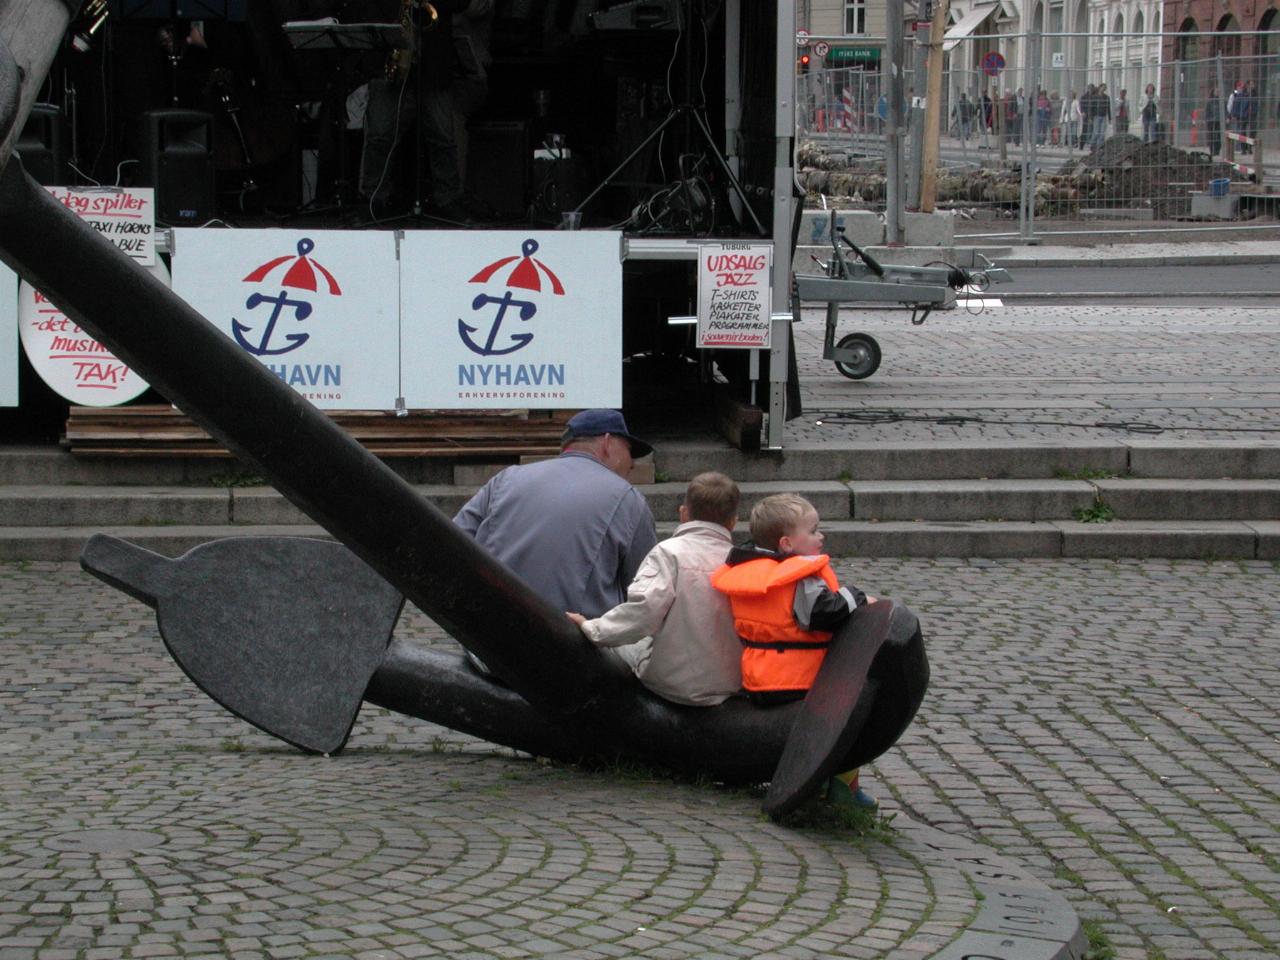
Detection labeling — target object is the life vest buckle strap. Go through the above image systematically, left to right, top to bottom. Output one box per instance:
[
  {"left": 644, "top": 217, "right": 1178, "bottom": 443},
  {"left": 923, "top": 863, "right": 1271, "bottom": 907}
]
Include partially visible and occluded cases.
[{"left": 740, "top": 639, "right": 832, "bottom": 651}]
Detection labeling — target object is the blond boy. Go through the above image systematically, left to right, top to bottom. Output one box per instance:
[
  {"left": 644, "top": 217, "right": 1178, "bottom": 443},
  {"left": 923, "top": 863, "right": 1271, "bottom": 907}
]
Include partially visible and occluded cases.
[{"left": 712, "top": 493, "right": 877, "bottom": 808}]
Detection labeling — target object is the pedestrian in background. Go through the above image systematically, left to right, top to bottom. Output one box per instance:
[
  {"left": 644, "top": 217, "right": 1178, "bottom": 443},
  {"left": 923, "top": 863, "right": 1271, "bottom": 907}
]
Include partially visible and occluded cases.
[
  {"left": 1227, "top": 80, "right": 1243, "bottom": 146},
  {"left": 1243, "top": 80, "right": 1259, "bottom": 154},
  {"left": 1091, "top": 82, "right": 1111, "bottom": 148},
  {"left": 1141, "top": 83, "right": 1159, "bottom": 142},
  {"left": 1079, "top": 84, "right": 1096, "bottom": 148},
  {"left": 1205, "top": 86, "right": 1222, "bottom": 157},
  {"left": 1114, "top": 88, "right": 1130, "bottom": 135},
  {"left": 1061, "top": 90, "right": 1081, "bottom": 151}
]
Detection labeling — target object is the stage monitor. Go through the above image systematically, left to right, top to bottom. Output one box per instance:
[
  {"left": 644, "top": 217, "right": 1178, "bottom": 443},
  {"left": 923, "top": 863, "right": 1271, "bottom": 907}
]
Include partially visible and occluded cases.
[{"left": 109, "top": 1, "right": 247, "bottom": 19}]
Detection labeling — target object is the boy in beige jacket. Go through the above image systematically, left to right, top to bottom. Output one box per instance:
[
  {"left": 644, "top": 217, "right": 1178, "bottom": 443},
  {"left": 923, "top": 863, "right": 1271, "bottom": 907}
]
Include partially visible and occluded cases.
[{"left": 568, "top": 472, "right": 741, "bottom": 706}]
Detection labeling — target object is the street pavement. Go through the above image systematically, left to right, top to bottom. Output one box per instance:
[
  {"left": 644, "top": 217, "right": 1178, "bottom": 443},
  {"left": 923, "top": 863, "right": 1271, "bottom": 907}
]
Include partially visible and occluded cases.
[
  {"left": 3, "top": 242, "right": 1280, "bottom": 960},
  {"left": 783, "top": 297, "right": 1280, "bottom": 446},
  {"left": 2, "top": 553, "right": 1277, "bottom": 960}
]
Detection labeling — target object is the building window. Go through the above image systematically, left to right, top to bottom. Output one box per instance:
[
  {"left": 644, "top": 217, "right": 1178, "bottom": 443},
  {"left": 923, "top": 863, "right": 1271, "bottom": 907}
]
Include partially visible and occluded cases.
[{"left": 845, "top": 0, "right": 866, "bottom": 35}]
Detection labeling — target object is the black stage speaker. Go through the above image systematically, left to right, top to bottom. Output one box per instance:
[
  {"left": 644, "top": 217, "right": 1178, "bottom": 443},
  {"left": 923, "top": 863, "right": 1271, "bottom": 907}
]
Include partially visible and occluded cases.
[
  {"left": 16, "top": 103, "right": 67, "bottom": 185},
  {"left": 139, "top": 109, "right": 216, "bottom": 224},
  {"left": 465, "top": 120, "right": 530, "bottom": 217}
]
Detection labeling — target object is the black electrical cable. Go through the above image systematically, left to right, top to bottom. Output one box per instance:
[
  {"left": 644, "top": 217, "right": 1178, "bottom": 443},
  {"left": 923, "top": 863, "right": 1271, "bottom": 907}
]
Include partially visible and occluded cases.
[{"left": 807, "top": 409, "right": 1280, "bottom": 436}]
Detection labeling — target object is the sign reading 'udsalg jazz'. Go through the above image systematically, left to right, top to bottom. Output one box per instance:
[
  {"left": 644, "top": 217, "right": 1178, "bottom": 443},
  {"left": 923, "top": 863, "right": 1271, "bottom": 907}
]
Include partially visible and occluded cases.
[{"left": 697, "top": 242, "right": 773, "bottom": 349}]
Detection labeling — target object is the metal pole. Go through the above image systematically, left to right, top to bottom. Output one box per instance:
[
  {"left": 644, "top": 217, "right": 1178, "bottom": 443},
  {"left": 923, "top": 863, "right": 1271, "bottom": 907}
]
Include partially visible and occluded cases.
[
  {"left": 725, "top": 0, "right": 742, "bottom": 222},
  {"left": 767, "top": 0, "right": 797, "bottom": 448},
  {"left": 885, "top": 0, "right": 905, "bottom": 243},
  {"left": 919, "top": 1, "right": 950, "bottom": 214},
  {"left": 907, "top": 26, "right": 928, "bottom": 209},
  {"left": 1021, "top": 31, "right": 1042, "bottom": 242},
  {"left": 1215, "top": 54, "right": 1228, "bottom": 159},
  {"left": 1174, "top": 60, "right": 1183, "bottom": 148},
  {"left": 0, "top": 160, "right": 623, "bottom": 723}
]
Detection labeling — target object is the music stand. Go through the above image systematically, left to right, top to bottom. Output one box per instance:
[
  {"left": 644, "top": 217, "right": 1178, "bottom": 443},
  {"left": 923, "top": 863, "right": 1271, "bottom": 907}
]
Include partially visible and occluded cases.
[
  {"left": 110, "top": 1, "right": 247, "bottom": 19},
  {"left": 283, "top": 22, "right": 406, "bottom": 54},
  {"left": 284, "top": 23, "right": 406, "bottom": 208}
]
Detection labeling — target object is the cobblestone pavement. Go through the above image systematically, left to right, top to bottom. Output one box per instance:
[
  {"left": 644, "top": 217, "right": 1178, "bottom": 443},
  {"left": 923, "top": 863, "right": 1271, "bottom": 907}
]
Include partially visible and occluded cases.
[
  {"left": 786, "top": 304, "right": 1280, "bottom": 445},
  {"left": 864, "top": 555, "right": 1280, "bottom": 960},
  {"left": 3, "top": 558, "right": 1277, "bottom": 959}
]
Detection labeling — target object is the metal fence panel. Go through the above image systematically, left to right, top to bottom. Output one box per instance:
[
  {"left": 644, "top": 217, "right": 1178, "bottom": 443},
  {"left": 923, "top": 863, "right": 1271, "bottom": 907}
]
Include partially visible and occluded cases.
[{"left": 796, "top": 31, "right": 1278, "bottom": 234}]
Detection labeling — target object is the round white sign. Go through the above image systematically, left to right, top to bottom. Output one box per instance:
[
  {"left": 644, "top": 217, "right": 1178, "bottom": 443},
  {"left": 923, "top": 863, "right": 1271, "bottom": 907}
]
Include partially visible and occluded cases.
[
  {"left": 796, "top": 29, "right": 809, "bottom": 48},
  {"left": 814, "top": 41, "right": 830, "bottom": 57},
  {"left": 18, "top": 261, "right": 167, "bottom": 407}
]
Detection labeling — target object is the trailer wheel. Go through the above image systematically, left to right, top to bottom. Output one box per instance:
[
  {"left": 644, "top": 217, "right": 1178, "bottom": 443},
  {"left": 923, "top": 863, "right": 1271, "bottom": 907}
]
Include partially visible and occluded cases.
[{"left": 833, "top": 333, "right": 882, "bottom": 380}]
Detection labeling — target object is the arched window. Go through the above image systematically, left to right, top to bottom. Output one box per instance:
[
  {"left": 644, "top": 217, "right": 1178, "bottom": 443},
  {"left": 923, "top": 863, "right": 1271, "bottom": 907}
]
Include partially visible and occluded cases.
[
  {"left": 1260, "top": 10, "right": 1279, "bottom": 103},
  {"left": 1134, "top": 11, "right": 1144, "bottom": 34},
  {"left": 1114, "top": 13, "right": 1124, "bottom": 35},
  {"left": 1215, "top": 14, "right": 1239, "bottom": 59},
  {"left": 1177, "top": 17, "right": 1199, "bottom": 62}
]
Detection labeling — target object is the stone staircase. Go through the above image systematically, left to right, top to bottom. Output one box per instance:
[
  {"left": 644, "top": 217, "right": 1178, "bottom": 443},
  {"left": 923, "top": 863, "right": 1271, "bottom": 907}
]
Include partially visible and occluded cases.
[{"left": 2, "top": 440, "right": 1279, "bottom": 561}]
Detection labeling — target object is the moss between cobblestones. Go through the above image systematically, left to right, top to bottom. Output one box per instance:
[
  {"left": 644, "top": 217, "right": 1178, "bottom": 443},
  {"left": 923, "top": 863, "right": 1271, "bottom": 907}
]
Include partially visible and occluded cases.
[{"left": 1082, "top": 918, "right": 1118, "bottom": 959}]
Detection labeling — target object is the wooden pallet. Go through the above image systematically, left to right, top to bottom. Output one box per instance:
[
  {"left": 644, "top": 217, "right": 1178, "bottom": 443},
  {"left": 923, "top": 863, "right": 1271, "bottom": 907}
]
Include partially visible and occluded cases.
[{"left": 64, "top": 406, "right": 570, "bottom": 459}]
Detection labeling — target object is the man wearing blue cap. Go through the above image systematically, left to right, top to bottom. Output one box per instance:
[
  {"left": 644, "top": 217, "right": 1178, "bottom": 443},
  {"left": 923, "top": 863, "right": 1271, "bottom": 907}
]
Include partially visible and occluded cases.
[{"left": 454, "top": 409, "right": 659, "bottom": 627}]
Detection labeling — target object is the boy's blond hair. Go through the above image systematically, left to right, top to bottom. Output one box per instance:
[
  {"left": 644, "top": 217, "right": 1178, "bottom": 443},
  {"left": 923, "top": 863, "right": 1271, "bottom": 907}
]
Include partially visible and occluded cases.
[
  {"left": 684, "top": 472, "right": 739, "bottom": 526},
  {"left": 749, "top": 493, "right": 815, "bottom": 551}
]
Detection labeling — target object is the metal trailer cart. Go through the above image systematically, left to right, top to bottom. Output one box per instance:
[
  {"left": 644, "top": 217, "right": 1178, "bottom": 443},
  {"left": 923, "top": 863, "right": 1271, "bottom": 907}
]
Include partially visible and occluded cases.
[{"left": 793, "top": 218, "right": 1011, "bottom": 380}]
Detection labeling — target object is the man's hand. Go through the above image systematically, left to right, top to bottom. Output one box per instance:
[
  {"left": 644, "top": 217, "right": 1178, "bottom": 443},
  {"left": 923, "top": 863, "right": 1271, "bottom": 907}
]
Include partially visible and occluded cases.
[{"left": 566, "top": 612, "right": 586, "bottom": 626}]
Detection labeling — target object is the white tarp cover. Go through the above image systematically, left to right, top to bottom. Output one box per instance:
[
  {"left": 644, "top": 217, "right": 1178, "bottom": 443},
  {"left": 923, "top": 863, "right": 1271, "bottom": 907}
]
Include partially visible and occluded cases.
[{"left": 944, "top": 5, "right": 997, "bottom": 51}]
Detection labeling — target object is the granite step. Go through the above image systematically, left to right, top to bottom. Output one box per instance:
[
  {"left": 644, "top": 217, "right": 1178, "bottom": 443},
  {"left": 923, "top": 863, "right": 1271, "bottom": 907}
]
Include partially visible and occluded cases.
[
  {"left": 6, "top": 441, "right": 1280, "bottom": 486},
  {"left": 6, "top": 478, "right": 1277, "bottom": 529},
  {"left": 7, "top": 520, "right": 1277, "bottom": 563}
]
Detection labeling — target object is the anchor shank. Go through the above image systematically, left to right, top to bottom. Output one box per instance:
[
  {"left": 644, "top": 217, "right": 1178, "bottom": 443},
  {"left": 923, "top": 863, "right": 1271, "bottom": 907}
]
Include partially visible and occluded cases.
[{"left": 0, "top": 159, "right": 629, "bottom": 723}]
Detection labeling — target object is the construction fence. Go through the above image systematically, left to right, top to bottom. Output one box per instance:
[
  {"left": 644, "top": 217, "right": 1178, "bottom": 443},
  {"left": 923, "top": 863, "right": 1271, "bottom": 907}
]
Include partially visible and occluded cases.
[{"left": 796, "top": 31, "right": 1279, "bottom": 233}]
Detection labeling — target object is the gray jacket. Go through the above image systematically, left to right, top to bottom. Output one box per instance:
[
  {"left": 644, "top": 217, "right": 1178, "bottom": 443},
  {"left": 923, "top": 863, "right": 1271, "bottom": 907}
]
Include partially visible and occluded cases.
[{"left": 454, "top": 451, "right": 658, "bottom": 618}]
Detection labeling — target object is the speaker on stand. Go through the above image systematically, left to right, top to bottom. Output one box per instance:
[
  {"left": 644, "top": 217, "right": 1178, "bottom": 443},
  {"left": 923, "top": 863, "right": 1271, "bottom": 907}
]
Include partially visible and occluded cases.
[
  {"left": 15, "top": 103, "right": 68, "bottom": 186},
  {"left": 138, "top": 109, "right": 216, "bottom": 224}
]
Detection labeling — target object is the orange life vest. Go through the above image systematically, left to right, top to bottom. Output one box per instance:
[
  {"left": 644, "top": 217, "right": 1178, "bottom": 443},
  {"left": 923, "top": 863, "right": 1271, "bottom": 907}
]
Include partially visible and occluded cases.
[{"left": 710, "top": 554, "right": 839, "bottom": 693}]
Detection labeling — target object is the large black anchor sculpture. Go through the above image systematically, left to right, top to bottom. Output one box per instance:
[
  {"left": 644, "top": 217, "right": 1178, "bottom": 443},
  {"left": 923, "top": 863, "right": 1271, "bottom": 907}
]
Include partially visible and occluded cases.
[{"left": 0, "top": 12, "right": 927, "bottom": 818}]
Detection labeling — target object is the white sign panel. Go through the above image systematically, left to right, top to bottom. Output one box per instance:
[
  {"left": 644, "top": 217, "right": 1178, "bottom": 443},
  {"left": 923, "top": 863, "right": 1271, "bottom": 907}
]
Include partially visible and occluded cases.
[
  {"left": 46, "top": 187, "right": 156, "bottom": 265},
  {"left": 172, "top": 229, "right": 400, "bottom": 410},
  {"left": 400, "top": 231, "right": 622, "bottom": 409},
  {"left": 697, "top": 243, "right": 773, "bottom": 349},
  {"left": 19, "top": 262, "right": 168, "bottom": 407},
  {"left": 1, "top": 266, "right": 16, "bottom": 406}
]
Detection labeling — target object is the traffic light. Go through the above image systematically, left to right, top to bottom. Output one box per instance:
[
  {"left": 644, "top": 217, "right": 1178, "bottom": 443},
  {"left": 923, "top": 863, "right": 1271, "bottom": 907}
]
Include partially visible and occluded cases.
[{"left": 798, "top": 52, "right": 811, "bottom": 72}]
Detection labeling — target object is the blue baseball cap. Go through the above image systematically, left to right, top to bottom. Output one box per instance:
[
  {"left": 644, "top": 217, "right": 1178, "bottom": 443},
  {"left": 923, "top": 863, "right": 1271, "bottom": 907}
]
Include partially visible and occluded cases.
[{"left": 564, "top": 409, "right": 653, "bottom": 458}]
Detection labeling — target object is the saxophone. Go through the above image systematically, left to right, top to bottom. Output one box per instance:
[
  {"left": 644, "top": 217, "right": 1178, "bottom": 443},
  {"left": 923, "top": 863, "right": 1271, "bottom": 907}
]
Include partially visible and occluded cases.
[{"left": 387, "top": 0, "right": 439, "bottom": 81}]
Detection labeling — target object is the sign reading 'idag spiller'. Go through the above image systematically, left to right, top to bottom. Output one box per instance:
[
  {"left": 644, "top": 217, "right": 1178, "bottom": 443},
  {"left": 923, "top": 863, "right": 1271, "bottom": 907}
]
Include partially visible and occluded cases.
[{"left": 15, "top": 188, "right": 161, "bottom": 407}]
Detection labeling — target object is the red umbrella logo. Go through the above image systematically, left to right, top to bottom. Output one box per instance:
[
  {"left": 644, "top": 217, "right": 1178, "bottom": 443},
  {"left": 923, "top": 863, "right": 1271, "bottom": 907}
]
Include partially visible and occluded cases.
[
  {"left": 233, "top": 238, "right": 341, "bottom": 357},
  {"left": 243, "top": 238, "right": 342, "bottom": 296},
  {"left": 469, "top": 238, "right": 564, "bottom": 296}
]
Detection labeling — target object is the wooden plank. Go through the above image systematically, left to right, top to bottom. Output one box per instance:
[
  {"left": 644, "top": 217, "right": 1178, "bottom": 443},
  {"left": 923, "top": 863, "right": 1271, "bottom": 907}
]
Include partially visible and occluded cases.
[{"left": 65, "top": 405, "right": 566, "bottom": 460}]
